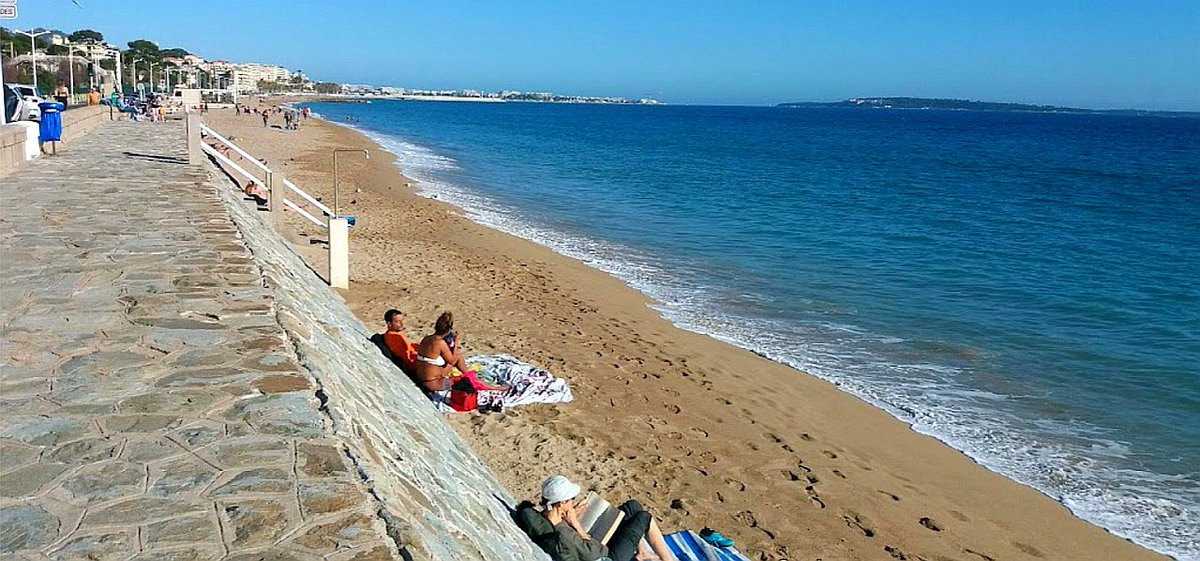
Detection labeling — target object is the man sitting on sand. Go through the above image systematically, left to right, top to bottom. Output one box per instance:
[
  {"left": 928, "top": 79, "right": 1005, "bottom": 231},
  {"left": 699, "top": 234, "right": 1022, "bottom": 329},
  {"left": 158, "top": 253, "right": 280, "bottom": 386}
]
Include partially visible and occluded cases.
[
  {"left": 383, "top": 309, "right": 419, "bottom": 373},
  {"left": 523, "top": 475, "right": 677, "bottom": 561}
]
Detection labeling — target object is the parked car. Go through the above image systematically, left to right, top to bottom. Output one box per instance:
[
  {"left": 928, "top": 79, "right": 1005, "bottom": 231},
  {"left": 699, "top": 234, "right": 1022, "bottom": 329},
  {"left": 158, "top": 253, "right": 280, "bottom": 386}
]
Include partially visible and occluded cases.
[{"left": 3, "top": 84, "right": 42, "bottom": 122}]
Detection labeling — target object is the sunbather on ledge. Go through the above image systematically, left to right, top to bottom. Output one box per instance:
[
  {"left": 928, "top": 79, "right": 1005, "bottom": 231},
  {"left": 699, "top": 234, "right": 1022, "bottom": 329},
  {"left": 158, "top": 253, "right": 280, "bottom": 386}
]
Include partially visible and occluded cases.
[
  {"left": 382, "top": 308, "right": 419, "bottom": 373},
  {"left": 415, "top": 311, "right": 508, "bottom": 394}
]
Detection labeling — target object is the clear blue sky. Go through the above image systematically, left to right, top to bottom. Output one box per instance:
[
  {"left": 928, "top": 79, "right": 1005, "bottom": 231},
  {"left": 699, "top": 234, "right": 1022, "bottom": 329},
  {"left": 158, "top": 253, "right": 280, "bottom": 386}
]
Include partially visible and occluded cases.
[{"left": 9, "top": 0, "right": 1200, "bottom": 109}]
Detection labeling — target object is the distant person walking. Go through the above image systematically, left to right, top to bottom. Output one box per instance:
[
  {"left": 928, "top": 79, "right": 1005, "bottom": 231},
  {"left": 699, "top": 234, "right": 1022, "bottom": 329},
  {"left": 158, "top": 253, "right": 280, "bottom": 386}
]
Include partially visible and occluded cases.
[
  {"left": 54, "top": 83, "right": 69, "bottom": 106},
  {"left": 87, "top": 88, "right": 101, "bottom": 106},
  {"left": 262, "top": 111, "right": 269, "bottom": 127}
]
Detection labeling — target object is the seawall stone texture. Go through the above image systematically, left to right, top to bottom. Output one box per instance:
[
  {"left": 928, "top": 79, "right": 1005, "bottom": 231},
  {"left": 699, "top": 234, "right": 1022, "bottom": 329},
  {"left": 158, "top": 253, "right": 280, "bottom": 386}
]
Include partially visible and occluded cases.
[
  {"left": 0, "top": 119, "right": 545, "bottom": 560},
  {"left": 206, "top": 127, "right": 550, "bottom": 561}
]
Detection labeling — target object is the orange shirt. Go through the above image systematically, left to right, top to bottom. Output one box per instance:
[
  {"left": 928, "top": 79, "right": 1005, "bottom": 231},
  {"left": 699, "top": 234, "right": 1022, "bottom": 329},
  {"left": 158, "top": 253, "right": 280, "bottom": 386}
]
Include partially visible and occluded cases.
[{"left": 383, "top": 330, "right": 418, "bottom": 370}]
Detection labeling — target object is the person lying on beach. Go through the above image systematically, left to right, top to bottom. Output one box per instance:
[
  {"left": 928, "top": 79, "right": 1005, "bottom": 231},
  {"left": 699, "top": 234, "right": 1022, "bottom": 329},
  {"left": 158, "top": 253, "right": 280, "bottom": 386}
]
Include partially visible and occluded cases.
[
  {"left": 209, "top": 140, "right": 232, "bottom": 158},
  {"left": 243, "top": 180, "right": 270, "bottom": 204},
  {"left": 415, "top": 311, "right": 509, "bottom": 394},
  {"left": 533, "top": 475, "right": 676, "bottom": 561}
]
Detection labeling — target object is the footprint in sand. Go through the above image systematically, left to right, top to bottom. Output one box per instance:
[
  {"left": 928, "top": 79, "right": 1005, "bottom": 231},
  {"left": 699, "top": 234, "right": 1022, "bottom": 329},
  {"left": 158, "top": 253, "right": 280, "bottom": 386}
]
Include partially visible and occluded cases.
[
  {"left": 689, "top": 427, "right": 710, "bottom": 439},
  {"left": 800, "top": 433, "right": 815, "bottom": 442},
  {"left": 823, "top": 450, "right": 839, "bottom": 459},
  {"left": 723, "top": 477, "right": 747, "bottom": 491},
  {"left": 805, "top": 485, "right": 826, "bottom": 509},
  {"left": 877, "top": 490, "right": 901, "bottom": 501},
  {"left": 732, "top": 510, "right": 777, "bottom": 539},
  {"left": 949, "top": 510, "right": 970, "bottom": 522},
  {"left": 843, "top": 511, "right": 876, "bottom": 538},
  {"left": 918, "top": 517, "right": 943, "bottom": 532},
  {"left": 1013, "top": 542, "right": 1045, "bottom": 558},
  {"left": 883, "top": 545, "right": 927, "bottom": 560},
  {"left": 964, "top": 549, "right": 997, "bottom": 561}
]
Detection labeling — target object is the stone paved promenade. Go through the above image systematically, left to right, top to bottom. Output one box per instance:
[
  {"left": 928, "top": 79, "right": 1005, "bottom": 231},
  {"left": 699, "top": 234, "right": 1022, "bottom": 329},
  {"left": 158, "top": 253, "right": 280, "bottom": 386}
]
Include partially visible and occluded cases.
[{"left": 0, "top": 121, "right": 398, "bottom": 560}]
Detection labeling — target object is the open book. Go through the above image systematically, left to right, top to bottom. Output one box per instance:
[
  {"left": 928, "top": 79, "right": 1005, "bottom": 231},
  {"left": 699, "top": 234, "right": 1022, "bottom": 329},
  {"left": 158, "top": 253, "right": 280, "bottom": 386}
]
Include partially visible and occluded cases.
[{"left": 578, "top": 492, "right": 626, "bottom": 545}]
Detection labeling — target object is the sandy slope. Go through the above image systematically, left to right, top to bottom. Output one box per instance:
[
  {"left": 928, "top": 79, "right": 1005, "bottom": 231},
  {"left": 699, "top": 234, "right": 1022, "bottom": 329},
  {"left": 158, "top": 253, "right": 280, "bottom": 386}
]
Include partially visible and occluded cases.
[{"left": 203, "top": 102, "right": 1167, "bottom": 561}]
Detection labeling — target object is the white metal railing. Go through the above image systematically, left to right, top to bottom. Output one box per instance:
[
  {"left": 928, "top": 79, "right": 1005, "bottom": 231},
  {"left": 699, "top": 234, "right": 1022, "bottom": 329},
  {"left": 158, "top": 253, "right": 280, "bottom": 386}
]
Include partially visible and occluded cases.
[
  {"left": 189, "top": 112, "right": 350, "bottom": 289},
  {"left": 198, "top": 122, "right": 329, "bottom": 229}
]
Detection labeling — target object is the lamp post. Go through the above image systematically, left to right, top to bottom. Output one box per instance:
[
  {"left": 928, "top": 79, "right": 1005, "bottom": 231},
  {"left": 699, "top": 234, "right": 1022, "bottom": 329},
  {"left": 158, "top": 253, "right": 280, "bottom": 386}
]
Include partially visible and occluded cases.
[
  {"left": 15, "top": 29, "right": 51, "bottom": 93},
  {"left": 67, "top": 43, "right": 75, "bottom": 104},
  {"left": 115, "top": 49, "right": 122, "bottom": 93},
  {"left": 131, "top": 59, "right": 142, "bottom": 92}
]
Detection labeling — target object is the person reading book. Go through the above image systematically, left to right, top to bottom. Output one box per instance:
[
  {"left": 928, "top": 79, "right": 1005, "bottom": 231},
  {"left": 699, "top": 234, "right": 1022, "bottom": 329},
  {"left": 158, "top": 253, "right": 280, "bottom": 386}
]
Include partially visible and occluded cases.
[{"left": 539, "top": 475, "right": 676, "bottom": 561}]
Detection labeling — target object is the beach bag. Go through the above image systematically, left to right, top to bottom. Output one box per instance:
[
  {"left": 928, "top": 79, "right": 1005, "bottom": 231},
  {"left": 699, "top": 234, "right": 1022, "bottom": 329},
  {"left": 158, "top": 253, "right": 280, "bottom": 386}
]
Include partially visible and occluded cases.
[{"left": 449, "top": 376, "right": 478, "bottom": 412}]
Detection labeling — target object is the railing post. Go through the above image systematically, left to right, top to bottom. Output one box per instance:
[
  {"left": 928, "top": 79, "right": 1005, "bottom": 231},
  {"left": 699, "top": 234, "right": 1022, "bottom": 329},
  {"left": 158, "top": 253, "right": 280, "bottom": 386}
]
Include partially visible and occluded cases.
[
  {"left": 186, "top": 112, "right": 202, "bottom": 165},
  {"left": 267, "top": 171, "right": 281, "bottom": 221},
  {"left": 327, "top": 217, "right": 349, "bottom": 289}
]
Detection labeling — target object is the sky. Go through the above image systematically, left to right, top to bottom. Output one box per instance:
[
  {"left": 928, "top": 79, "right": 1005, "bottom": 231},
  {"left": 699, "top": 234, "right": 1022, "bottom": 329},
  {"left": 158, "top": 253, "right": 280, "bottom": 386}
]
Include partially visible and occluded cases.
[{"left": 7, "top": 0, "right": 1199, "bottom": 110}]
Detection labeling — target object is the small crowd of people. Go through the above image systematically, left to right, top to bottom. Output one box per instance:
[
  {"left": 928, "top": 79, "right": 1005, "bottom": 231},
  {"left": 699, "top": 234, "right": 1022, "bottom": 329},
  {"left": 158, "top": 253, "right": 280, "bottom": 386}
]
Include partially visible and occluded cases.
[
  {"left": 235, "top": 104, "right": 309, "bottom": 130},
  {"left": 380, "top": 309, "right": 678, "bottom": 561}
]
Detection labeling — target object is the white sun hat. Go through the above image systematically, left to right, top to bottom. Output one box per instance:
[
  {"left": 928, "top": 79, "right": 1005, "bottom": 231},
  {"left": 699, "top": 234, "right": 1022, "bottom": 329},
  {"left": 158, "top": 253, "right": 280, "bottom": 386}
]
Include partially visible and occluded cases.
[{"left": 541, "top": 475, "right": 582, "bottom": 504}]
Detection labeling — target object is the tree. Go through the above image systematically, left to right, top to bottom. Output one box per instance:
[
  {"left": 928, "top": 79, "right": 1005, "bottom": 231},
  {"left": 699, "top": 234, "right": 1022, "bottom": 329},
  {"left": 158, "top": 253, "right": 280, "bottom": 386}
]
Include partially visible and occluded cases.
[
  {"left": 2, "top": 27, "right": 34, "bottom": 55},
  {"left": 68, "top": 29, "right": 104, "bottom": 43},
  {"left": 126, "top": 39, "right": 162, "bottom": 62},
  {"left": 46, "top": 44, "right": 69, "bottom": 55},
  {"left": 161, "top": 47, "right": 190, "bottom": 58},
  {"left": 313, "top": 82, "right": 342, "bottom": 94}
]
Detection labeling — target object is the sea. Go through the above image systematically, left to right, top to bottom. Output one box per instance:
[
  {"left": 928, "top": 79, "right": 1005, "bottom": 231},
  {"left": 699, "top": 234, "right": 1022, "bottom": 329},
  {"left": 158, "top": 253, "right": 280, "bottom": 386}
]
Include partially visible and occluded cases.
[{"left": 303, "top": 100, "right": 1200, "bottom": 560}]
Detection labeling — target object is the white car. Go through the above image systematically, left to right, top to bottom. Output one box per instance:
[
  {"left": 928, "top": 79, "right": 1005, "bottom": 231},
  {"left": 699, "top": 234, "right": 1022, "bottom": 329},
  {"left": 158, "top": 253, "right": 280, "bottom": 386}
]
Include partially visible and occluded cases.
[{"left": 3, "top": 84, "right": 42, "bottom": 122}]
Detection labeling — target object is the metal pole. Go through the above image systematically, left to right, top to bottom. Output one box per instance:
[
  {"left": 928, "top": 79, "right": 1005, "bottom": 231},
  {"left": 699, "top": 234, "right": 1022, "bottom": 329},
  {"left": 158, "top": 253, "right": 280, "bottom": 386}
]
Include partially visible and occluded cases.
[
  {"left": 0, "top": 32, "right": 5, "bottom": 124},
  {"left": 30, "top": 35, "right": 37, "bottom": 92},
  {"left": 68, "top": 46, "right": 75, "bottom": 105},
  {"left": 115, "top": 49, "right": 122, "bottom": 93},
  {"left": 331, "top": 149, "right": 370, "bottom": 218}
]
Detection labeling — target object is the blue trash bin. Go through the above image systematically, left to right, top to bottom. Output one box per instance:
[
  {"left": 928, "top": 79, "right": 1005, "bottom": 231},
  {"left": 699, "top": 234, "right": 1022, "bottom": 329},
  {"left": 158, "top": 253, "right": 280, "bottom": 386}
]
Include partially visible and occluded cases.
[{"left": 38, "top": 102, "right": 65, "bottom": 144}]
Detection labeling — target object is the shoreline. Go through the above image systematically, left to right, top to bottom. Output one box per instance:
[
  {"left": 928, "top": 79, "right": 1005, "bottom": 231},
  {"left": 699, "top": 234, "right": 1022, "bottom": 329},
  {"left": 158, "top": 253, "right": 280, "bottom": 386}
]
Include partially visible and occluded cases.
[{"left": 204, "top": 102, "right": 1172, "bottom": 561}]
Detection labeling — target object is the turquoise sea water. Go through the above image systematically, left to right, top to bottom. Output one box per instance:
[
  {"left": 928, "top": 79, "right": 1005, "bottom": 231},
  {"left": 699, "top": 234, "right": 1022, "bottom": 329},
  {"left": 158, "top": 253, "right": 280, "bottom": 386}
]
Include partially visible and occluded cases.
[{"left": 306, "top": 101, "right": 1199, "bottom": 559}]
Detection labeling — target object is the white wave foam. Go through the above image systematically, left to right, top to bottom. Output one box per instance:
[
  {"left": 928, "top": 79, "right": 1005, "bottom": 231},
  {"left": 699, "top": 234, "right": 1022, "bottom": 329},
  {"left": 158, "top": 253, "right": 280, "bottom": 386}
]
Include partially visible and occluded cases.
[{"left": 337, "top": 120, "right": 1198, "bottom": 561}]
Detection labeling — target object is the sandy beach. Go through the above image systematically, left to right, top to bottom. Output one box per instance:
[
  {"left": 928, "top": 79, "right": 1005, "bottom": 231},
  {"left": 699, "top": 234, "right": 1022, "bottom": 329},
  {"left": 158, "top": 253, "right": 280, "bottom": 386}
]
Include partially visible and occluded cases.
[{"left": 203, "top": 101, "right": 1168, "bottom": 561}]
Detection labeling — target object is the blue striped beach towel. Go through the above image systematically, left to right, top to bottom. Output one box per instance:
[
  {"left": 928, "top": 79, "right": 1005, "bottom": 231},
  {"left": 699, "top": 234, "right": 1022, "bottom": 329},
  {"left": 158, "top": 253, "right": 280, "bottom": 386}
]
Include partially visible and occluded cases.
[{"left": 663, "top": 530, "right": 752, "bottom": 561}]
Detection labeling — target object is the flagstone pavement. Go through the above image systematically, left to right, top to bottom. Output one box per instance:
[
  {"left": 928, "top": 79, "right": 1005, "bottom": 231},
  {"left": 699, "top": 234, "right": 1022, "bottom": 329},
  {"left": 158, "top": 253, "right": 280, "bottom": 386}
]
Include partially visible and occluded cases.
[{"left": 0, "top": 121, "right": 398, "bottom": 560}]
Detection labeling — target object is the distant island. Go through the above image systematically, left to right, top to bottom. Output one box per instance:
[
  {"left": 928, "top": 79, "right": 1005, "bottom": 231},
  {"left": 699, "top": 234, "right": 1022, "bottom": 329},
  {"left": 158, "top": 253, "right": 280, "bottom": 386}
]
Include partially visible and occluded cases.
[{"left": 778, "top": 97, "right": 1198, "bottom": 116}]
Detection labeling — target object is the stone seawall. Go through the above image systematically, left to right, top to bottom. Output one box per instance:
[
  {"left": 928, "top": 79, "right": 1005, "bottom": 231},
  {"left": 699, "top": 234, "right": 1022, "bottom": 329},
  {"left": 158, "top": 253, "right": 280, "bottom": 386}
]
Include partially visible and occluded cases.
[{"left": 208, "top": 166, "right": 550, "bottom": 560}]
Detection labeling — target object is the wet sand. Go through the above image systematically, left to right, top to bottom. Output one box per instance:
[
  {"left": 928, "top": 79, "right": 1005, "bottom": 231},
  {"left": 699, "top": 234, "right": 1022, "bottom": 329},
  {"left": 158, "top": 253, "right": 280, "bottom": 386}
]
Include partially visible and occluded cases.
[{"left": 204, "top": 102, "right": 1167, "bottom": 561}]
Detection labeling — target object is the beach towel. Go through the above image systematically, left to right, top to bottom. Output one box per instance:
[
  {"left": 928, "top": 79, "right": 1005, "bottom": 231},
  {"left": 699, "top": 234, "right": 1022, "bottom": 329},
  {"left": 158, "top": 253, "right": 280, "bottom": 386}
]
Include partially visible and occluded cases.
[
  {"left": 430, "top": 354, "right": 573, "bottom": 412},
  {"left": 663, "top": 530, "right": 752, "bottom": 561}
]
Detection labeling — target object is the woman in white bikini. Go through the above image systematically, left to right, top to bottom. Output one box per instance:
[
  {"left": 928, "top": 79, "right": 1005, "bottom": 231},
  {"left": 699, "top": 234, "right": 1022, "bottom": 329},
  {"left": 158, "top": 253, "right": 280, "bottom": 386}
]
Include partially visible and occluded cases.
[
  {"left": 416, "top": 311, "right": 512, "bottom": 395},
  {"left": 414, "top": 312, "right": 473, "bottom": 393}
]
